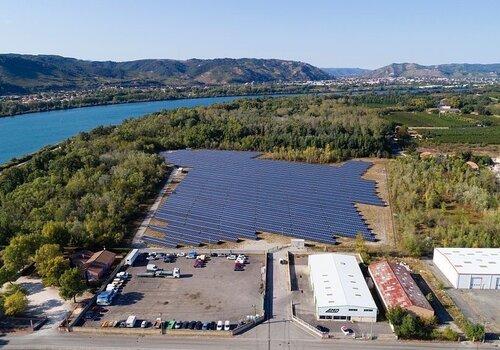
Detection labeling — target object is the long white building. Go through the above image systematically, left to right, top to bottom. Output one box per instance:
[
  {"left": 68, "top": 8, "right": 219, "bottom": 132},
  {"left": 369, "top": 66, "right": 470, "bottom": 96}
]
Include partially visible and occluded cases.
[
  {"left": 433, "top": 248, "right": 500, "bottom": 289},
  {"left": 308, "top": 253, "right": 377, "bottom": 322}
]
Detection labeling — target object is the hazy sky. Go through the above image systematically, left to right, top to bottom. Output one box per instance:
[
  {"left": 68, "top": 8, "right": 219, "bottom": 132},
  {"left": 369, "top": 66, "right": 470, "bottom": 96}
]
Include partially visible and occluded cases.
[{"left": 1, "top": 0, "right": 499, "bottom": 68}]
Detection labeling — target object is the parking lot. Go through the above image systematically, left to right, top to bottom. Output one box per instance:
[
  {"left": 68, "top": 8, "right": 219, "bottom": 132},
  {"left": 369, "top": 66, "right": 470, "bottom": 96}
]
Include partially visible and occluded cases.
[{"left": 83, "top": 251, "right": 266, "bottom": 329}]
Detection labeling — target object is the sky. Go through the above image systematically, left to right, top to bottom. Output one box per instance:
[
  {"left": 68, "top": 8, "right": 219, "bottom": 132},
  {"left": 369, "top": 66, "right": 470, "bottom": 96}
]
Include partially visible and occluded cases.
[{"left": 0, "top": 0, "right": 499, "bottom": 69}]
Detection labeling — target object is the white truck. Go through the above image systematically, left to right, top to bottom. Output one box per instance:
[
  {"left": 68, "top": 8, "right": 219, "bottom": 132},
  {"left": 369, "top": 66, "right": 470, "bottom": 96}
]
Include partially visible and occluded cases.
[
  {"left": 125, "top": 249, "right": 139, "bottom": 266},
  {"left": 126, "top": 315, "right": 137, "bottom": 328}
]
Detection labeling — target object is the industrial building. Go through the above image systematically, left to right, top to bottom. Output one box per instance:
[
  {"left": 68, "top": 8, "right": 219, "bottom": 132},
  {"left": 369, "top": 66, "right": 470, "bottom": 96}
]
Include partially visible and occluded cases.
[
  {"left": 433, "top": 248, "right": 500, "bottom": 289},
  {"left": 308, "top": 253, "right": 377, "bottom": 322},
  {"left": 369, "top": 260, "right": 434, "bottom": 319}
]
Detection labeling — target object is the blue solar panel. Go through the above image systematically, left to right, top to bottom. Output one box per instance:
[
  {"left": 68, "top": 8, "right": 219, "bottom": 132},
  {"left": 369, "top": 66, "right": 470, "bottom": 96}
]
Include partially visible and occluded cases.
[{"left": 144, "top": 150, "right": 385, "bottom": 246}]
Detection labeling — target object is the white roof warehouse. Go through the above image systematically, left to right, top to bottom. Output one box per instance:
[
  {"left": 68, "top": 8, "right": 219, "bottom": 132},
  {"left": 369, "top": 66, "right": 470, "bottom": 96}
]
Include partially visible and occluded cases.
[
  {"left": 433, "top": 248, "right": 500, "bottom": 289},
  {"left": 308, "top": 253, "right": 377, "bottom": 322}
]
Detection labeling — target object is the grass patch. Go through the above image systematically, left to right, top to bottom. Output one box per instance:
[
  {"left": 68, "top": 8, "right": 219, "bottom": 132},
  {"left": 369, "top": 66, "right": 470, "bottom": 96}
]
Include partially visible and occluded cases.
[{"left": 384, "top": 112, "right": 481, "bottom": 127}]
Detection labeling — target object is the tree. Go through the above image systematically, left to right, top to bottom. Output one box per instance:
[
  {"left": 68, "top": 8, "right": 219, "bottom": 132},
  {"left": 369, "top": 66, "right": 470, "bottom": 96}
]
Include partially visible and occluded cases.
[
  {"left": 41, "top": 221, "right": 69, "bottom": 246},
  {"left": 2, "top": 234, "right": 41, "bottom": 272},
  {"left": 34, "top": 244, "right": 62, "bottom": 276},
  {"left": 41, "top": 256, "right": 69, "bottom": 286},
  {"left": 0, "top": 267, "right": 16, "bottom": 286},
  {"left": 59, "top": 268, "right": 86, "bottom": 302},
  {"left": 3, "top": 291, "right": 28, "bottom": 316},
  {"left": 398, "top": 314, "right": 420, "bottom": 339}
]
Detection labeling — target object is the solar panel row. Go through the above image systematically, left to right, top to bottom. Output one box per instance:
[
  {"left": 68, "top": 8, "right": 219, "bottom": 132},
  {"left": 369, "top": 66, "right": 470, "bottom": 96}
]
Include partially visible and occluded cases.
[{"left": 144, "top": 150, "right": 385, "bottom": 247}]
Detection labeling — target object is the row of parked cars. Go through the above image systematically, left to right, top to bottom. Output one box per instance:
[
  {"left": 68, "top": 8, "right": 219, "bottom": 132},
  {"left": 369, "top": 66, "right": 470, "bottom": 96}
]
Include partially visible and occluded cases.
[
  {"left": 96, "top": 271, "right": 131, "bottom": 306},
  {"left": 173, "top": 320, "right": 232, "bottom": 331}
]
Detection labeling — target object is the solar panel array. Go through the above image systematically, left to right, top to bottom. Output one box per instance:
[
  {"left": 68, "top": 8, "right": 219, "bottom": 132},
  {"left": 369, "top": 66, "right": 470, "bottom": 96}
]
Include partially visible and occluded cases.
[{"left": 144, "top": 150, "right": 385, "bottom": 247}]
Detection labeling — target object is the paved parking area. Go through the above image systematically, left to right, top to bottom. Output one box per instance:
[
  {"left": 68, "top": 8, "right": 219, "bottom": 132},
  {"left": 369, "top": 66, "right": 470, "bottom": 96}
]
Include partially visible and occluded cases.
[
  {"left": 83, "top": 252, "right": 266, "bottom": 327},
  {"left": 290, "top": 254, "right": 393, "bottom": 339}
]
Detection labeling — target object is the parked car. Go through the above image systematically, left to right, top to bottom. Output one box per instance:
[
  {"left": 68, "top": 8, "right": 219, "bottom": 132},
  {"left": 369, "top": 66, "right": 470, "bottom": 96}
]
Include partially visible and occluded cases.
[
  {"left": 186, "top": 251, "right": 198, "bottom": 259},
  {"left": 176, "top": 252, "right": 186, "bottom": 257},
  {"left": 210, "top": 253, "right": 218, "bottom": 257},
  {"left": 217, "top": 253, "right": 227, "bottom": 257},
  {"left": 227, "top": 254, "right": 237, "bottom": 260},
  {"left": 163, "top": 256, "right": 174, "bottom": 263},
  {"left": 194, "top": 259, "right": 204, "bottom": 268},
  {"left": 279, "top": 259, "right": 288, "bottom": 265},
  {"left": 234, "top": 262, "right": 244, "bottom": 271},
  {"left": 116, "top": 271, "right": 130, "bottom": 279},
  {"left": 141, "top": 320, "right": 149, "bottom": 328},
  {"left": 216, "top": 320, "right": 223, "bottom": 331},
  {"left": 224, "top": 320, "right": 230, "bottom": 331},
  {"left": 174, "top": 321, "right": 182, "bottom": 329},
  {"left": 182, "top": 321, "right": 189, "bottom": 329},
  {"left": 189, "top": 321, "right": 197, "bottom": 329},
  {"left": 195, "top": 321, "right": 203, "bottom": 330},
  {"left": 208, "top": 321, "right": 216, "bottom": 330},
  {"left": 202, "top": 322, "right": 208, "bottom": 330},
  {"left": 316, "top": 325, "right": 329, "bottom": 333},
  {"left": 341, "top": 326, "right": 352, "bottom": 335}
]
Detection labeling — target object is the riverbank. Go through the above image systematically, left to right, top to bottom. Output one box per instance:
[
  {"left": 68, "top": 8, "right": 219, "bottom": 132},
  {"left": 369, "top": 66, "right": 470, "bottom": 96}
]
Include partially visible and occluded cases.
[{"left": 0, "top": 85, "right": 318, "bottom": 118}]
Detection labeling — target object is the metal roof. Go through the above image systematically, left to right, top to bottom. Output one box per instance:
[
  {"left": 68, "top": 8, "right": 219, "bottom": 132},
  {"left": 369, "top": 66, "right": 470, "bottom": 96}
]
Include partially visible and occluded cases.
[
  {"left": 144, "top": 149, "right": 385, "bottom": 247},
  {"left": 434, "top": 248, "right": 500, "bottom": 275},
  {"left": 309, "top": 253, "right": 377, "bottom": 309},
  {"left": 369, "top": 260, "right": 432, "bottom": 312}
]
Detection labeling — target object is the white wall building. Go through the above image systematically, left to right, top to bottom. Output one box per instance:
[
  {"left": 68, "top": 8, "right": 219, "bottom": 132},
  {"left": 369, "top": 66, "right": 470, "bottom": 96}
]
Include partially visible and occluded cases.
[
  {"left": 433, "top": 248, "right": 500, "bottom": 289},
  {"left": 308, "top": 253, "right": 377, "bottom": 322}
]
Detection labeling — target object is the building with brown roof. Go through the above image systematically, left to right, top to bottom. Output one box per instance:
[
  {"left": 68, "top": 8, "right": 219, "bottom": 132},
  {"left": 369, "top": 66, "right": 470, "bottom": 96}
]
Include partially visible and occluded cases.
[
  {"left": 83, "top": 249, "right": 116, "bottom": 281},
  {"left": 368, "top": 260, "right": 434, "bottom": 319}
]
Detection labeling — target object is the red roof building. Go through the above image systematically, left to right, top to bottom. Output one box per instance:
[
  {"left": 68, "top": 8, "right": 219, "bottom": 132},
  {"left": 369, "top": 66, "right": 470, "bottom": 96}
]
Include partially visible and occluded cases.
[
  {"left": 83, "top": 250, "right": 116, "bottom": 281},
  {"left": 368, "top": 260, "right": 434, "bottom": 319}
]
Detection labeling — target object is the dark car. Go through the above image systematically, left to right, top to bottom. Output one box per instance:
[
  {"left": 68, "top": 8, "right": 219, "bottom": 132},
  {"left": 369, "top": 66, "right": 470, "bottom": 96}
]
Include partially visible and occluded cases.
[
  {"left": 210, "top": 252, "right": 218, "bottom": 257},
  {"left": 194, "top": 259, "right": 204, "bottom": 268},
  {"left": 234, "top": 262, "right": 244, "bottom": 271},
  {"left": 181, "top": 321, "right": 189, "bottom": 329},
  {"left": 188, "top": 321, "right": 196, "bottom": 329},
  {"left": 195, "top": 321, "right": 203, "bottom": 330},
  {"left": 208, "top": 321, "right": 216, "bottom": 330},
  {"left": 316, "top": 325, "right": 329, "bottom": 333}
]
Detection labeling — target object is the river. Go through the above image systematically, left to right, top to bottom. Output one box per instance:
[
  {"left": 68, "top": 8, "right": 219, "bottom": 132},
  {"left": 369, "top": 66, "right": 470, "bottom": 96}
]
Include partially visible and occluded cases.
[{"left": 0, "top": 96, "right": 251, "bottom": 164}]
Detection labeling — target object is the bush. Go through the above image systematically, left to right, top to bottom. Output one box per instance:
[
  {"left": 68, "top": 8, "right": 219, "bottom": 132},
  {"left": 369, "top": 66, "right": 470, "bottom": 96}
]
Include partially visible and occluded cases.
[{"left": 2, "top": 291, "right": 28, "bottom": 316}]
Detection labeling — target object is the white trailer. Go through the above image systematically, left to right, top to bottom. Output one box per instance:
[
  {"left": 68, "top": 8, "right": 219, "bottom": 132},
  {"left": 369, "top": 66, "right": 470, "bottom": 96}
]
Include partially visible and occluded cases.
[{"left": 125, "top": 249, "right": 139, "bottom": 266}]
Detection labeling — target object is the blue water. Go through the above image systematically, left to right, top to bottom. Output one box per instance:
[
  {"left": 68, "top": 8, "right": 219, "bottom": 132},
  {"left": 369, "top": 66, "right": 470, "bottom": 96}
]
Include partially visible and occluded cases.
[{"left": 0, "top": 96, "right": 246, "bottom": 165}]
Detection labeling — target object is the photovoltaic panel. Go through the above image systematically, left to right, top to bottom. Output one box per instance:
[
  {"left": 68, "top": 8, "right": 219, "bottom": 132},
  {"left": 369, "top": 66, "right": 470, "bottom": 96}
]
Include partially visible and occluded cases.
[{"left": 145, "top": 149, "right": 386, "bottom": 247}]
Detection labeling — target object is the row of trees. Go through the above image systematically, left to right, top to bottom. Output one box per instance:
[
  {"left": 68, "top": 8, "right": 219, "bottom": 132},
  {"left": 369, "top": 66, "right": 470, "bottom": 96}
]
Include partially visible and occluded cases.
[{"left": 387, "top": 154, "right": 499, "bottom": 256}]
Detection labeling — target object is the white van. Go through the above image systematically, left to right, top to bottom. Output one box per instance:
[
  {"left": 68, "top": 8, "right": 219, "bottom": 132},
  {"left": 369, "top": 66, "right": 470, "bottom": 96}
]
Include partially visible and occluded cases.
[
  {"left": 126, "top": 315, "right": 137, "bottom": 328},
  {"left": 216, "top": 320, "right": 223, "bottom": 331},
  {"left": 224, "top": 320, "right": 230, "bottom": 331}
]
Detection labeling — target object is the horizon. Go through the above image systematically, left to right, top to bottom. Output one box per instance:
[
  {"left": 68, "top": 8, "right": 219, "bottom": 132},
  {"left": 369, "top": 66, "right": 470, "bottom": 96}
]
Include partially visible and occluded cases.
[
  {"left": 1, "top": 0, "right": 499, "bottom": 69},
  {"left": 2, "top": 52, "right": 499, "bottom": 70}
]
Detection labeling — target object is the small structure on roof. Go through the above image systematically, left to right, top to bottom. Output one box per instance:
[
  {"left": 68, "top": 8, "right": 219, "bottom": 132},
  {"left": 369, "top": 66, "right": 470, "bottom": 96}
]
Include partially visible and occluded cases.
[{"left": 368, "top": 260, "right": 434, "bottom": 319}]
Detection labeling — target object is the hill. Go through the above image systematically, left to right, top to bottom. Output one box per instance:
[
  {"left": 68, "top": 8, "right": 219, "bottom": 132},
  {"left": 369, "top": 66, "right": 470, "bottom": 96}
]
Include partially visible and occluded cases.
[
  {"left": 0, "top": 54, "right": 330, "bottom": 94},
  {"left": 365, "top": 63, "right": 500, "bottom": 79},
  {"left": 321, "top": 67, "right": 371, "bottom": 78}
]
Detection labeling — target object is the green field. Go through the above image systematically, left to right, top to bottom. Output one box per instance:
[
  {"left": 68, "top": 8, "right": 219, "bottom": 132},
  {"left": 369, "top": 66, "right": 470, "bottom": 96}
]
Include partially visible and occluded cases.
[
  {"left": 384, "top": 111, "right": 483, "bottom": 127},
  {"left": 385, "top": 112, "right": 500, "bottom": 144},
  {"left": 420, "top": 126, "right": 500, "bottom": 144}
]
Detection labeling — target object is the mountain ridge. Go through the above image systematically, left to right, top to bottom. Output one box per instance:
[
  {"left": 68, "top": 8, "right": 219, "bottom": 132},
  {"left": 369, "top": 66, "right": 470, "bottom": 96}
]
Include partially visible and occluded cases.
[{"left": 0, "top": 54, "right": 330, "bottom": 94}]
